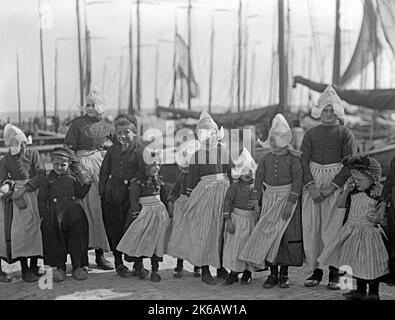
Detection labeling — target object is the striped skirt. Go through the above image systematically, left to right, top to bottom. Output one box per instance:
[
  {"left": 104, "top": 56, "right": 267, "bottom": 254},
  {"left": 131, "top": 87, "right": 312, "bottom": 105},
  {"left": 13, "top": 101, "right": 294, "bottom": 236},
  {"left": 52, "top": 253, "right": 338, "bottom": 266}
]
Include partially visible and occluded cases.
[
  {"left": 76, "top": 150, "right": 110, "bottom": 252},
  {"left": 302, "top": 162, "right": 346, "bottom": 270},
  {"left": 181, "top": 174, "right": 230, "bottom": 268},
  {"left": 6, "top": 180, "right": 43, "bottom": 259},
  {"left": 239, "top": 184, "right": 298, "bottom": 269},
  {"left": 166, "top": 194, "right": 190, "bottom": 258},
  {"left": 116, "top": 196, "right": 169, "bottom": 260},
  {"left": 222, "top": 208, "right": 258, "bottom": 272},
  {"left": 319, "top": 218, "right": 389, "bottom": 280}
]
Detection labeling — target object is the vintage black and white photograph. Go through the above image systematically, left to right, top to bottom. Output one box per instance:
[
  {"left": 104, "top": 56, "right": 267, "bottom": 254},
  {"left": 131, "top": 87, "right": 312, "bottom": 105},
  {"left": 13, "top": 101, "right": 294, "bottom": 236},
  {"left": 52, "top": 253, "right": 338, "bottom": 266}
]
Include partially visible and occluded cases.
[{"left": 0, "top": 0, "right": 395, "bottom": 304}]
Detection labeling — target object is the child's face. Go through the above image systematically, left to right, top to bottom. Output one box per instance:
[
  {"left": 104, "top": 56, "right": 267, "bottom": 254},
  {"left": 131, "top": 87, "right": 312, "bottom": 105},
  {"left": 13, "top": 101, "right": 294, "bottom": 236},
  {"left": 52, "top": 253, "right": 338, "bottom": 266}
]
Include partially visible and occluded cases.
[
  {"left": 85, "top": 103, "right": 99, "bottom": 117},
  {"left": 321, "top": 105, "right": 337, "bottom": 125},
  {"left": 116, "top": 124, "right": 136, "bottom": 145},
  {"left": 52, "top": 158, "right": 69, "bottom": 175},
  {"left": 145, "top": 164, "right": 160, "bottom": 177},
  {"left": 351, "top": 169, "right": 372, "bottom": 191},
  {"left": 240, "top": 170, "right": 254, "bottom": 182}
]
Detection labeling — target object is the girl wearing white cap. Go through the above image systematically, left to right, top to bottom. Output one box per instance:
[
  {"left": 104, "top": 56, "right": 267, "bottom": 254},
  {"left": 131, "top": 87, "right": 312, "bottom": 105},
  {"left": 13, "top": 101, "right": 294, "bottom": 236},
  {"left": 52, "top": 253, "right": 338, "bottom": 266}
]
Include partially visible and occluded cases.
[
  {"left": 301, "top": 85, "right": 357, "bottom": 289},
  {"left": 64, "top": 87, "right": 115, "bottom": 270},
  {"left": 181, "top": 111, "right": 233, "bottom": 285},
  {"left": 239, "top": 114, "right": 304, "bottom": 289},
  {"left": 0, "top": 124, "right": 45, "bottom": 282},
  {"left": 167, "top": 139, "right": 202, "bottom": 278},
  {"left": 222, "top": 148, "right": 258, "bottom": 286},
  {"left": 117, "top": 149, "right": 170, "bottom": 282},
  {"left": 319, "top": 155, "right": 388, "bottom": 300}
]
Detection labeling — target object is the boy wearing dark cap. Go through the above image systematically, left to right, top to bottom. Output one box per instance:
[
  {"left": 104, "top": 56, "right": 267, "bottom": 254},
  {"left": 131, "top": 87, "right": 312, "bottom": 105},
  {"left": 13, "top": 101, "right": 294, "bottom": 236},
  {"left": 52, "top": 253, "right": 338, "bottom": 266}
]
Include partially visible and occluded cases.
[
  {"left": 99, "top": 114, "right": 145, "bottom": 277},
  {"left": 38, "top": 147, "right": 92, "bottom": 282}
]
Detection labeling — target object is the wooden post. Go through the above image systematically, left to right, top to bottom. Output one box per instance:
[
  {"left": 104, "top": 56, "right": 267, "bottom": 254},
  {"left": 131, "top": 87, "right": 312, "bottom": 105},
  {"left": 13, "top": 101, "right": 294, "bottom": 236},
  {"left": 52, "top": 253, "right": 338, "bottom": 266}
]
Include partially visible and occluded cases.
[
  {"left": 136, "top": 0, "right": 141, "bottom": 111},
  {"left": 187, "top": 0, "right": 192, "bottom": 110},
  {"left": 237, "top": 0, "right": 242, "bottom": 112},
  {"left": 128, "top": 3, "right": 134, "bottom": 114}
]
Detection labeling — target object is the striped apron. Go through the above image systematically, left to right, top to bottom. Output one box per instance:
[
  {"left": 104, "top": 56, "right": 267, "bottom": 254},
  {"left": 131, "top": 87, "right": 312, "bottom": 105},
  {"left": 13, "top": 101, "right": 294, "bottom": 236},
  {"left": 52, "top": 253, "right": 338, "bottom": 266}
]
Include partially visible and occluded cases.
[
  {"left": 76, "top": 149, "right": 110, "bottom": 251},
  {"left": 302, "top": 162, "right": 346, "bottom": 271},
  {"left": 181, "top": 173, "right": 230, "bottom": 268},
  {"left": 9, "top": 180, "right": 42, "bottom": 259},
  {"left": 239, "top": 184, "right": 298, "bottom": 269},
  {"left": 319, "top": 192, "right": 389, "bottom": 280},
  {"left": 166, "top": 194, "right": 190, "bottom": 258},
  {"left": 116, "top": 195, "right": 169, "bottom": 259},
  {"left": 222, "top": 208, "right": 258, "bottom": 272}
]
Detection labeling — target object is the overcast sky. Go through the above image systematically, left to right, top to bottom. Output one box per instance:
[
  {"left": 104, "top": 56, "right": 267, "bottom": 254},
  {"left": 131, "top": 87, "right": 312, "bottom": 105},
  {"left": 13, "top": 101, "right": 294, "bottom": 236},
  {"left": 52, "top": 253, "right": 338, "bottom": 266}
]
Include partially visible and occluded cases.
[{"left": 1, "top": 0, "right": 382, "bottom": 119}]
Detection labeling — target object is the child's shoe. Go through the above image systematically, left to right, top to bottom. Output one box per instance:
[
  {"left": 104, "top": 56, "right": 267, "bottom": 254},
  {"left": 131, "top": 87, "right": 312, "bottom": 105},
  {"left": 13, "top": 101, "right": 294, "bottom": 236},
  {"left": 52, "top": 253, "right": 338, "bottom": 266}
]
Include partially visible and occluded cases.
[
  {"left": 116, "top": 265, "right": 134, "bottom": 278},
  {"left": 30, "top": 266, "right": 45, "bottom": 278},
  {"left": 193, "top": 266, "right": 201, "bottom": 277},
  {"left": 216, "top": 267, "right": 229, "bottom": 280},
  {"left": 53, "top": 268, "right": 66, "bottom": 282},
  {"left": 72, "top": 268, "right": 88, "bottom": 280},
  {"left": 173, "top": 268, "right": 183, "bottom": 278},
  {"left": 22, "top": 270, "right": 39, "bottom": 283},
  {"left": 240, "top": 270, "right": 252, "bottom": 285},
  {"left": 0, "top": 271, "right": 12, "bottom": 283},
  {"left": 150, "top": 272, "right": 161, "bottom": 282},
  {"left": 223, "top": 272, "right": 239, "bottom": 286},
  {"left": 263, "top": 274, "right": 278, "bottom": 289},
  {"left": 279, "top": 275, "right": 290, "bottom": 288},
  {"left": 342, "top": 290, "right": 366, "bottom": 300},
  {"left": 365, "top": 293, "right": 380, "bottom": 300}
]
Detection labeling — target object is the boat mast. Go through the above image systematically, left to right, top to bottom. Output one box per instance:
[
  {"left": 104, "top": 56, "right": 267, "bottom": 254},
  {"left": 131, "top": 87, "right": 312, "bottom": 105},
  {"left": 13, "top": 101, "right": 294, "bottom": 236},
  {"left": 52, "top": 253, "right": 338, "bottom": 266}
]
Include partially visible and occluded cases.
[
  {"left": 38, "top": 0, "right": 47, "bottom": 128},
  {"left": 76, "top": 0, "right": 84, "bottom": 114},
  {"left": 84, "top": 0, "right": 91, "bottom": 95},
  {"left": 136, "top": 0, "right": 141, "bottom": 111},
  {"left": 187, "top": 0, "right": 192, "bottom": 110},
  {"left": 237, "top": 0, "right": 242, "bottom": 112},
  {"left": 278, "top": 0, "right": 287, "bottom": 113},
  {"left": 332, "top": 0, "right": 341, "bottom": 85},
  {"left": 128, "top": 2, "right": 134, "bottom": 114},
  {"left": 370, "top": 3, "right": 379, "bottom": 144},
  {"left": 170, "top": 13, "right": 177, "bottom": 109},
  {"left": 208, "top": 14, "right": 215, "bottom": 113},
  {"left": 243, "top": 23, "right": 248, "bottom": 111},
  {"left": 54, "top": 43, "right": 58, "bottom": 117},
  {"left": 154, "top": 45, "right": 159, "bottom": 108},
  {"left": 249, "top": 48, "right": 255, "bottom": 108},
  {"left": 16, "top": 53, "right": 22, "bottom": 126},
  {"left": 118, "top": 53, "right": 124, "bottom": 114}
]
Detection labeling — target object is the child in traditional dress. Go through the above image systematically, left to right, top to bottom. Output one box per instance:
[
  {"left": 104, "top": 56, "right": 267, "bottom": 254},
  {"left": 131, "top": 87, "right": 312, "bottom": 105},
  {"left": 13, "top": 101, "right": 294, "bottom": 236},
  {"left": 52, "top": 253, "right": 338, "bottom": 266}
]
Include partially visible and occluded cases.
[
  {"left": 180, "top": 112, "right": 233, "bottom": 285},
  {"left": 99, "top": 114, "right": 145, "bottom": 278},
  {"left": 239, "top": 114, "right": 304, "bottom": 289},
  {"left": 0, "top": 124, "right": 45, "bottom": 282},
  {"left": 167, "top": 139, "right": 201, "bottom": 278},
  {"left": 38, "top": 148, "right": 92, "bottom": 282},
  {"left": 222, "top": 148, "right": 258, "bottom": 286},
  {"left": 116, "top": 149, "right": 170, "bottom": 282},
  {"left": 320, "top": 155, "right": 389, "bottom": 300}
]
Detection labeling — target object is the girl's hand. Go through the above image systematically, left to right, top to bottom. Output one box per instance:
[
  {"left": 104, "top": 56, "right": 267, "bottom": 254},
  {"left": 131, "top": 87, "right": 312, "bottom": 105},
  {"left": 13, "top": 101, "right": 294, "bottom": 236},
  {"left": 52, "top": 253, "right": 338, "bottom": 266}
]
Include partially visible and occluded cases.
[
  {"left": 344, "top": 178, "right": 356, "bottom": 193},
  {"left": 308, "top": 184, "right": 324, "bottom": 203},
  {"left": 12, "top": 187, "right": 26, "bottom": 200},
  {"left": 366, "top": 211, "right": 382, "bottom": 224},
  {"left": 225, "top": 219, "right": 235, "bottom": 234}
]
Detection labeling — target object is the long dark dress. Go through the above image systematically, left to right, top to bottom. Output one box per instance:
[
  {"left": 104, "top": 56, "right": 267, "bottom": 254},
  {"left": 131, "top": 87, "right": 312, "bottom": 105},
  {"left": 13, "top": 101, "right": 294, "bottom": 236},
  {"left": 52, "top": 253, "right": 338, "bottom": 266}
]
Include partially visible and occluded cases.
[{"left": 38, "top": 171, "right": 90, "bottom": 270}]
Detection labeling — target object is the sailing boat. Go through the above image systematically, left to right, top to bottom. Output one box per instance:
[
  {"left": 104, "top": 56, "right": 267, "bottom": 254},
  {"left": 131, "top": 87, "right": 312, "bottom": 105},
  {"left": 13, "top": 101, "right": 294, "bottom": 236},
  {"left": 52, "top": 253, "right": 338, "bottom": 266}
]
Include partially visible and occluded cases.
[{"left": 292, "top": 0, "right": 395, "bottom": 175}]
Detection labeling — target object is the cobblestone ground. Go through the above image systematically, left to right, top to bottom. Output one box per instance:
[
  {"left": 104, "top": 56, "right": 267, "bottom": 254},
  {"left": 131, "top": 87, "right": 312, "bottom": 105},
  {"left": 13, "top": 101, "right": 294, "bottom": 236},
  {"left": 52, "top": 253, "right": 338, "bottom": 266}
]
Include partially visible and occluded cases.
[{"left": 0, "top": 251, "right": 394, "bottom": 300}]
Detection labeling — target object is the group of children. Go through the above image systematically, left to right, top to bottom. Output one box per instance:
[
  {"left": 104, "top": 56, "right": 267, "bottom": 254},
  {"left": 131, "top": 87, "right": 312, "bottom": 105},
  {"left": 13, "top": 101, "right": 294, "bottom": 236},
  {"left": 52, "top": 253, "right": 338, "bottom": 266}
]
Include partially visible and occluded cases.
[{"left": 0, "top": 85, "right": 393, "bottom": 300}]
